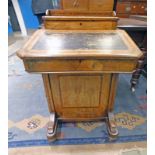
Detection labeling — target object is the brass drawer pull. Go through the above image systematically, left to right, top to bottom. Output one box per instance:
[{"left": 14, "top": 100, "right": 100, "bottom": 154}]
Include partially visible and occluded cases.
[{"left": 133, "top": 5, "right": 136, "bottom": 9}]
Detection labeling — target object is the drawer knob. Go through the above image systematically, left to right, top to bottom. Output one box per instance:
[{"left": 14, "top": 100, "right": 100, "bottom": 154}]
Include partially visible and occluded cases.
[{"left": 133, "top": 5, "right": 136, "bottom": 8}]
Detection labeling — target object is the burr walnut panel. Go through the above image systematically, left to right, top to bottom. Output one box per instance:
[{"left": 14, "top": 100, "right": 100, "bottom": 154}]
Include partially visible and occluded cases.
[
  {"left": 49, "top": 74, "right": 111, "bottom": 119},
  {"left": 59, "top": 75, "right": 101, "bottom": 108}
]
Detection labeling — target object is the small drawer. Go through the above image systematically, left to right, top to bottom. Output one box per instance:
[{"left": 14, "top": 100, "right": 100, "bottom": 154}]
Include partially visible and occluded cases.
[
  {"left": 116, "top": 2, "right": 131, "bottom": 14},
  {"left": 130, "top": 3, "right": 139, "bottom": 14},
  {"left": 138, "top": 3, "right": 147, "bottom": 14},
  {"left": 44, "top": 20, "right": 117, "bottom": 30}
]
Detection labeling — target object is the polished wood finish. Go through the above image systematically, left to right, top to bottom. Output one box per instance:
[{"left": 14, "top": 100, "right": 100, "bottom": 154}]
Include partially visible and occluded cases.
[
  {"left": 17, "top": 0, "right": 142, "bottom": 140},
  {"left": 43, "top": 0, "right": 117, "bottom": 30},
  {"left": 60, "top": 0, "right": 114, "bottom": 12},
  {"left": 62, "top": 0, "right": 89, "bottom": 11},
  {"left": 89, "top": 0, "right": 114, "bottom": 12},
  {"left": 116, "top": 0, "right": 147, "bottom": 18},
  {"left": 46, "top": 9, "right": 115, "bottom": 16},
  {"left": 43, "top": 13, "right": 118, "bottom": 30},
  {"left": 17, "top": 28, "right": 141, "bottom": 139},
  {"left": 17, "top": 29, "right": 141, "bottom": 60},
  {"left": 23, "top": 59, "right": 137, "bottom": 73},
  {"left": 42, "top": 74, "right": 54, "bottom": 113},
  {"left": 49, "top": 74, "right": 111, "bottom": 119},
  {"left": 108, "top": 74, "right": 119, "bottom": 111}
]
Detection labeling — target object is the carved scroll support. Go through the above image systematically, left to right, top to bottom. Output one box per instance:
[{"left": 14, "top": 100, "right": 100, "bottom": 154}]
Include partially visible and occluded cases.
[
  {"left": 47, "top": 112, "right": 58, "bottom": 141},
  {"left": 106, "top": 112, "right": 118, "bottom": 138}
]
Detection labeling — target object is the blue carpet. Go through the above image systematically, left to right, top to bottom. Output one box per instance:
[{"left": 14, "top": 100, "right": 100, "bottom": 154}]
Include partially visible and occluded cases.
[{"left": 8, "top": 55, "right": 147, "bottom": 148}]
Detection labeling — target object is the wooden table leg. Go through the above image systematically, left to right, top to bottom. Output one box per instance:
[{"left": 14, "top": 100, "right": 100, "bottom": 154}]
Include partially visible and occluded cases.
[
  {"left": 130, "top": 33, "right": 147, "bottom": 92},
  {"left": 130, "top": 50, "right": 146, "bottom": 92},
  {"left": 106, "top": 73, "right": 119, "bottom": 138},
  {"left": 47, "top": 112, "right": 58, "bottom": 141},
  {"left": 106, "top": 112, "right": 118, "bottom": 138}
]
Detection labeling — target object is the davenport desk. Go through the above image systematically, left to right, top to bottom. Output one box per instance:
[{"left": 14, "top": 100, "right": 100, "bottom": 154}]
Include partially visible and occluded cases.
[{"left": 17, "top": 29, "right": 142, "bottom": 140}]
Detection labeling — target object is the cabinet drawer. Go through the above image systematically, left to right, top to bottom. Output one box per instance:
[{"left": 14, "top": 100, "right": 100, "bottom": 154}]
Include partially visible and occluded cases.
[
  {"left": 62, "top": 0, "right": 88, "bottom": 11},
  {"left": 116, "top": 2, "right": 131, "bottom": 14},
  {"left": 117, "top": 2, "right": 147, "bottom": 15},
  {"left": 130, "top": 3, "right": 139, "bottom": 14},
  {"left": 138, "top": 3, "right": 147, "bottom": 14},
  {"left": 44, "top": 20, "right": 117, "bottom": 30},
  {"left": 24, "top": 59, "right": 137, "bottom": 73}
]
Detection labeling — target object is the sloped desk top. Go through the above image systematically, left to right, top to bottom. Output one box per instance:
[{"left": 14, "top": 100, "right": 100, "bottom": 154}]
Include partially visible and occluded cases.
[{"left": 17, "top": 29, "right": 142, "bottom": 60}]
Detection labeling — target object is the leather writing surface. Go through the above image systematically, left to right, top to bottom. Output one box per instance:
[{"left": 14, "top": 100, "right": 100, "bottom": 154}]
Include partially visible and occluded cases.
[{"left": 32, "top": 32, "right": 128, "bottom": 51}]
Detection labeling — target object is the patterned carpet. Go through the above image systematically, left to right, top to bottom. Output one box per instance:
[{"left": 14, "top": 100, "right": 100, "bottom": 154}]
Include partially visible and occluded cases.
[{"left": 8, "top": 55, "right": 147, "bottom": 148}]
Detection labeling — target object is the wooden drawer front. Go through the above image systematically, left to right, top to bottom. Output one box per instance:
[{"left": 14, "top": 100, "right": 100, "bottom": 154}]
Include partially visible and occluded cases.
[
  {"left": 62, "top": 0, "right": 88, "bottom": 11},
  {"left": 89, "top": 0, "right": 114, "bottom": 12},
  {"left": 116, "top": 2, "right": 131, "bottom": 14},
  {"left": 117, "top": 2, "right": 147, "bottom": 15},
  {"left": 131, "top": 3, "right": 140, "bottom": 14},
  {"left": 138, "top": 3, "right": 147, "bottom": 14},
  {"left": 44, "top": 20, "right": 117, "bottom": 30},
  {"left": 24, "top": 59, "right": 137, "bottom": 73},
  {"left": 49, "top": 74, "right": 111, "bottom": 118}
]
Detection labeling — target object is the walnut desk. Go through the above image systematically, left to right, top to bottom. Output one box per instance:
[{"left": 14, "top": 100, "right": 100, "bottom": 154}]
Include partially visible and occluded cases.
[{"left": 17, "top": 29, "right": 142, "bottom": 140}]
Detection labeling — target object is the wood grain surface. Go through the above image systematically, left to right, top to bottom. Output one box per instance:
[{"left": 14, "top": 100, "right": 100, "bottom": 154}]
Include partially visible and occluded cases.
[
  {"left": 17, "top": 29, "right": 142, "bottom": 60},
  {"left": 49, "top": 73, "right": 111, "bottom": 119}
]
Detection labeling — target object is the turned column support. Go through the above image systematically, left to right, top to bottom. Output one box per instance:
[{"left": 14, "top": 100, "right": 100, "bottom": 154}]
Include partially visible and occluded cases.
[{"left": 130, "top": 50, "right": 147, "bottom": 92}]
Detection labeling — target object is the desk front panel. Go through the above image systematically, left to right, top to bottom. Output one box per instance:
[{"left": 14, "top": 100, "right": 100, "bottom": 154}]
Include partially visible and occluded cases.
[{"left": 45, "top": 73, "right": 111, "bottom": 119}]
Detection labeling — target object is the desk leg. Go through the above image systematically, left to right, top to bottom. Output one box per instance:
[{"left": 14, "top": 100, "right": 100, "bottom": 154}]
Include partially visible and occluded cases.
[
  {"left": 130, "top": 50, "right": 146, "bottom": 92},
  {"left": 43, "top": 74, "right": 58, "bottom": 140},
  {"left": 106, "top": 74, "right": 119, "bottom": 138},
  {"left": 47, "top": 112, "right": 58, "bottom": 141}
]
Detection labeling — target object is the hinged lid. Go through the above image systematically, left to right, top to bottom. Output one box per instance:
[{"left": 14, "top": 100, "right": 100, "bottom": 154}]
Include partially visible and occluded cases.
[{"left": 17, "top": 29, "right": 142, "bottom": 60}]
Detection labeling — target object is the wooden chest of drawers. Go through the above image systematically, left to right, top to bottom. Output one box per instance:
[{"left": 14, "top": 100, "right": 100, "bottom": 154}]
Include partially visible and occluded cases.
[{"left": 116, "top": 0, "right": 147, "bottom": 18}]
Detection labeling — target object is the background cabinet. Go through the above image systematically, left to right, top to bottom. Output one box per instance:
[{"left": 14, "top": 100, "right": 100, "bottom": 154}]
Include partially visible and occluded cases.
[{"left": 116, "top": 0, "right": 147, "bottom": 18}]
